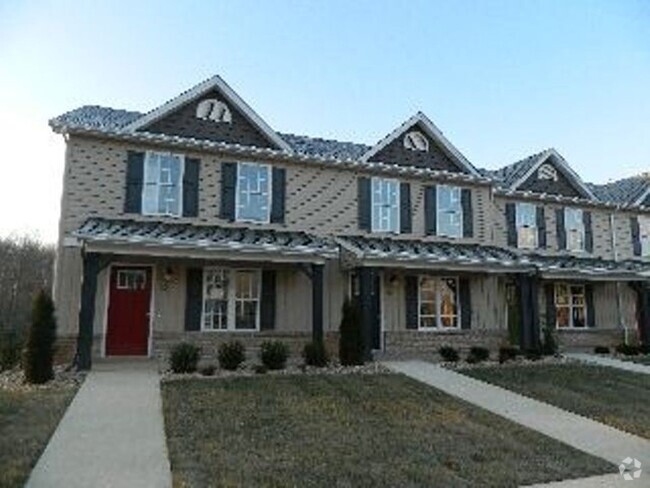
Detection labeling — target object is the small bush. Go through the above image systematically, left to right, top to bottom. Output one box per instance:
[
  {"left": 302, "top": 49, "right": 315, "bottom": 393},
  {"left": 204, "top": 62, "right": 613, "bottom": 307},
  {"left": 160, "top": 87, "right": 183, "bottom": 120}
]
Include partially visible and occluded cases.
[
  {"left": 24, "top": 291, "right": 57, "bottom": 384},
  {"left": 339, "top": 298, "right": 364, "bottom": 366},
  {"left": 541, "top": 328, "right": 558, "bottom": 356},
  {"left": 0, "top": 333, "right": 22, "bottom": 371},
  {"left": 218, "top": 341, "right": 245, "bottom": 371},
  {"left": 260, "top": 341, "right": 289, "bottom": 370},
  {"left": 303, "top": 341, "right": 329, "bottom": 367},
  {"left": 169, "top": 343, "right": 200, "bottom": 373},
  {"left": 615, "top": 343, "right": 639, "bottom": 356},
  {"left": 638, "top": 344, "right": 650, "bottom": 355},
  {"left": 594, "top": 345, "right": 610, "bottom": 355},
  {"left": 438, "top": 346, "right": 459, "bottom": 363},
  {"left": 499, "top": 346, "right": 519, "bottom": 363},
  {"left": 466, "top": 347, "right": 490, "bottom": 364},
  {"left": 524, "top": 348, "right": 542, "bottom": 361},
  {"left": 254, "top": 364, "right": 268, "bottom": 374},
  {"left": 199, "top": 365, "right": 216, "bottom": 376}
]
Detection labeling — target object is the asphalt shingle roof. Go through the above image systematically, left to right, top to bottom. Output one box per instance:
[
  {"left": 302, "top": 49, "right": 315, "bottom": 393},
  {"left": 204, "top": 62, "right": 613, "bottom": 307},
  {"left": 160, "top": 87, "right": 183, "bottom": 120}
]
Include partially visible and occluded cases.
[
  {"left": 484, "top": 150, "right": 548, "bottom": 189},
  {"left": 588, "top": 176, "right": 650, "bottom": 206}
]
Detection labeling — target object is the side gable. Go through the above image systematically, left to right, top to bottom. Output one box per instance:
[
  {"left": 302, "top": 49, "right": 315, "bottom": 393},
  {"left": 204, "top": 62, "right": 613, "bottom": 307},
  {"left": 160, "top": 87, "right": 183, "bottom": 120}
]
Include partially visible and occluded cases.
[
  {"left": 123, "top": 76, "right": 292, "bottom": 152},
  {"left": 361, "top": 113, "right": 480, "bottom": 176}
]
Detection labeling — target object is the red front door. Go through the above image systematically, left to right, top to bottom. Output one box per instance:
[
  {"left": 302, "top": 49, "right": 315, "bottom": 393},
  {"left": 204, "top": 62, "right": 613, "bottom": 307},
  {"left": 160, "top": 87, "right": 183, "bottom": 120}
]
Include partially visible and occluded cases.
[{"left": 106, "top": 267, "right": 152, "bottom": 356}]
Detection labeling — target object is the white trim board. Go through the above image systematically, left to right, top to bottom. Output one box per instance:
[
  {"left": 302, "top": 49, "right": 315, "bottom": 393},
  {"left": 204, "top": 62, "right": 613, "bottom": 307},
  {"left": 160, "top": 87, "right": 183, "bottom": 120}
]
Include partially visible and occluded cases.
[
  {"left": 121, "top": 75, "right": 293, "bottom": 153},
  {"left": 360, "top": 112, "right": 481, "bottom": 177}
]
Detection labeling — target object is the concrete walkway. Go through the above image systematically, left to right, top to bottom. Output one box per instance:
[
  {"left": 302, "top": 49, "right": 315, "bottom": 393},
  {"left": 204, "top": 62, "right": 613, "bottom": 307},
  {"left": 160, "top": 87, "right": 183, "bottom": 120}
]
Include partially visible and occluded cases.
[
  {"left": 566, "top": 353, "right": 650, "bottom": 375},
  {"left": 26, "top": 359, "right": 172, "bottom": 488},
  {"left": 384, "top": 361, "right": 650, "bottom": 486}
]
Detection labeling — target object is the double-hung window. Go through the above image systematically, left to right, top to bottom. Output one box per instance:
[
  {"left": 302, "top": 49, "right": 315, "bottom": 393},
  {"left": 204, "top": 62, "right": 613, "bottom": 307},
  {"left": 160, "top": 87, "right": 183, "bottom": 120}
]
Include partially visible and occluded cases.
[
  {"left": 142, "top": 152, "right": 184, "bottom": 216},
  {"left": 236, "top": 163, "right": 271, "bottom": 223},
  {"left": 371, "top": 178, "right": 399, "bottom": 233},
  {"left": 437, "top": 185, "right": 462, "bottom": 238},
  {"left": 516, "top": 203, "right": 537, "bottom": 249},
  {"left": 565, "top": 208, "right": 585, "bottom": 252},
  {"left": 640, "top": 216, "right": 650, "bottom": 257},
  {"left": 202, "top": 268, "right": 261, "bottom": 331},
  {"left": 418, "top": 276, "right": 459, "bottom": 329},
  {"left": 554, "top": 284, "right": 586, "bottom": 328}
]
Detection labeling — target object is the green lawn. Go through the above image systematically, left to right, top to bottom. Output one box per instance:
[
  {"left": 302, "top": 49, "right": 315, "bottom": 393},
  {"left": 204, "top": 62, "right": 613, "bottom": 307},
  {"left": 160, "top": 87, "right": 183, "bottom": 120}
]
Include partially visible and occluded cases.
[
  {"left": 624, "top": 355, "right": 650, "bottom": 365},
  {"left": 463, "top": 364, "right": 650, "bottom": 439},
  {"left": 162, "top": 374, "right": 613, "bottom": 487},
  {"left": 0, "top": 387, "right": 77, "bottom": 488}
]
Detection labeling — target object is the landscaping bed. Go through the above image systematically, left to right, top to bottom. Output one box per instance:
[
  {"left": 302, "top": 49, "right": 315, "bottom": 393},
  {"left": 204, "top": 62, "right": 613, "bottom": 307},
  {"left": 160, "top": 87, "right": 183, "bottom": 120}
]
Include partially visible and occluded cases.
[
  {"left": 461, "top": 363, "right": 650, "bottom": 439},
  {"left": 0, "top": 366, "right": 82, "bottom": 487},
  {"left": 162, "top": 373, "right": 613, "bottom": 487}
]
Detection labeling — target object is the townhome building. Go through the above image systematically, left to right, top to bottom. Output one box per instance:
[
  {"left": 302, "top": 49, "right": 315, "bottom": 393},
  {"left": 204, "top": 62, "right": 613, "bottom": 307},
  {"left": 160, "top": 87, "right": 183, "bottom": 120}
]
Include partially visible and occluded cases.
[{"left": 49, "top": 75, "right": 650, "bottom": 369}]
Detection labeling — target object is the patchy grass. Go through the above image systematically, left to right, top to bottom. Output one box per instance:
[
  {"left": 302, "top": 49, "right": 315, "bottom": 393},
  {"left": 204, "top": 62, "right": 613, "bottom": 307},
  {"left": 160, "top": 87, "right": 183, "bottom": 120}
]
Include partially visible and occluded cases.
[
  {"left": 623, "top": 355, "right": 650, "bottom": 366},
  {"left": 463, "top": 364, "right": 650, "bottom": 439},
  {"left": 163, "top": 374, "right": 613, "bottom": 487},
  {"left": 0, "top": 387, "right": 77, "bottom": 488}
]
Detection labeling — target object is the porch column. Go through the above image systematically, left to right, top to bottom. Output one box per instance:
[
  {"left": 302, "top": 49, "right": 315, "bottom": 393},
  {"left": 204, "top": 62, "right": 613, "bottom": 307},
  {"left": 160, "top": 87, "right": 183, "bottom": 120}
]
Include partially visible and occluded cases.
[
  {"left": 77, "top": 252, "right": 100, "bottom": 371},
  {"left": 311, "top": 263, "right": 324, "bottom": 343},
  {"left": 358, "top": 267, "right": 374, "bottom": 361},
  {"left": 517, "top": 273, "right": 541, "bottom": 351},
  {"left": 637, "top": 282, "right": 650, "bottom": 345}
]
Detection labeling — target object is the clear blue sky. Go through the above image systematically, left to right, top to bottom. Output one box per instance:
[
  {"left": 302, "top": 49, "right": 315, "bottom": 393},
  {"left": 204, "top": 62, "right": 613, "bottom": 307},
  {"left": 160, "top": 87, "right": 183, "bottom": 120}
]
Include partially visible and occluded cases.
[{"left": 1, "top": 0, "right": 649, "bottom": 242}]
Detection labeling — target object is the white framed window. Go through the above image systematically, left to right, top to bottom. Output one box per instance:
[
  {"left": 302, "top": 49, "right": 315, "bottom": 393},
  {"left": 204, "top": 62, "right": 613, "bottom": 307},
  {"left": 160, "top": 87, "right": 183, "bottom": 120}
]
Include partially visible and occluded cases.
[
  {"left": 404, "top": 131, "right": 429, "bottom": 152},
  {"left": 142, "top": 152, "right": 184, "bottom": 216},
  {"left": 236, "top": 163, "right": 271, "bottom": 223},
  {"left": 371, "top": 177, "right": 400, "bottom": 233},
  {"left": 437, "top": 185, "right": 462, "bottom": 238},
  {"left": 516, "top": 203, "right": 537, "bottom": 249},
  {"left": 565, "top": 208, "right": 585, "bottom": 252},
  {"left": 640, "top": 216, "right": 650, "bottom": 257},
  {"left": 202, "top": 268, "right": 261, "bottom": 331},
  {"left": 418, "top": 276, "right": 459, "bottom": 330},
  {"left": 555, "top": 284, "right": 586, "bottom": 329}
]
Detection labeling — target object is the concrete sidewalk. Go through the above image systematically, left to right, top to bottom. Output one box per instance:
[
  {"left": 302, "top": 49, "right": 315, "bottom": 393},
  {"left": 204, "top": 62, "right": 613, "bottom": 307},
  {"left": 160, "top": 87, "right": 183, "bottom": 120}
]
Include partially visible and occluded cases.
[
  {"left": 566, "top": 353, "right": 650, "bottom": 375},
  {"left": 26, "top": 359, "right": 172, "bottom": 488},
  {"left": 384, "top": 361, "right": 650, "bottom": 486}
]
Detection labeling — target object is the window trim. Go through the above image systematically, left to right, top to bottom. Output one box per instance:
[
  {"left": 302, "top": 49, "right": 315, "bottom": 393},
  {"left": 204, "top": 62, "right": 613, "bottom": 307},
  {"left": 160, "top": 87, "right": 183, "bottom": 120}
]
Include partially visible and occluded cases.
[
  {"left": 141, "top": 151, "right": 185, "bottom": 217},
  {"left": 235, "top": 162, "right": 272, "bottom": 224},
  {"left": 370, "top": 177, "right": 401, "bottom": 234},
  {"left": 436, "top": 185, "right": 463, "bottom": 239},
  {"left": 516, "top": 202, "right": 538, "bottom": 249},
  {"left": 564, "top": 207, "right": 585, "bottom": 252},
  {"left": 639, "top": 215, "right": 650, "bottom": 258},
  {"left": 200, "top": 267, "right": 262, "bottom": 332},
  {"left": 417, "top": 275, "right": 461, "bottom": 331},
  {"left": 554, "top": 283, "right": 587, "bottom": 329}
]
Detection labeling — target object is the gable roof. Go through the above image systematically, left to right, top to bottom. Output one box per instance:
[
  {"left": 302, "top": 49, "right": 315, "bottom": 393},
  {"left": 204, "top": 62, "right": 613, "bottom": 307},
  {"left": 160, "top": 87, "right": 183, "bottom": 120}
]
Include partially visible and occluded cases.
[
  {"left": 122, "top": 76, "right": 292, "bottom": 152},
  {"left": 359, "top": 112, "right": 481, "bottom": 177},
  {"left": 279, "top": 133, "right": 370, "bottom": 160},
  {"left": 489, "top": 148, "right": 597, "bottom": 200},
  {"left": 588, "top": 175, "right": 650, "bottom": 206}
]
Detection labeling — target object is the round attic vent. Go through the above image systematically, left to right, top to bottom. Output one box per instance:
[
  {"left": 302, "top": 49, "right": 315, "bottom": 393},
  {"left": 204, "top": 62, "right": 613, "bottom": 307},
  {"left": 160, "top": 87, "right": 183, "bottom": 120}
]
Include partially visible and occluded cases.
[
  {"left": 196, "top": 99, "right": 232, "bottom": 123},
  {"left": 404, "top": 131, "right": 429, "bottom": 152}
]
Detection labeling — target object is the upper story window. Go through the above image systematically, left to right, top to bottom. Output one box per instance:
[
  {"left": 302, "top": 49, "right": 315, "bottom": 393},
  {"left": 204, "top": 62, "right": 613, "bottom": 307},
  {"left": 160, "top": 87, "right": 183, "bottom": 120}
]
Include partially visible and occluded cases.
[
  {"left": 404, "top": 131, "right": 429, "bottom": 152},
  {"left": 142, "top": 152, "right": 184, "bottom": 216},
  {"left": 236, "top": 163, "right": 271, "bottom": 223},
  {"left": 371, "top": 177, "right": 400, "bottom": 233},
  {"left": 437, "top": 185, "right": 462, "bottom": 238},
  {"left": 516, "top": 203, "right": 537, "bottom": 249},
  {"left": 565, "top": 208, "right": 585, "bottom": 252},
  {"left": 640, "top": 216, "right": 650, "bottom": 257}
]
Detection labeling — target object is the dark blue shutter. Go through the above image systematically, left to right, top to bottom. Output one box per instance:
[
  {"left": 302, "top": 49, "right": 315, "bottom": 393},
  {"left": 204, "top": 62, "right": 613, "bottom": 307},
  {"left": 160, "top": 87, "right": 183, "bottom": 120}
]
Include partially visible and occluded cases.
[
  {"left": 124, "top": 151, "right": 144, "bottom": 214},
  {"left": 182, "top": 158, "right": 200, "bottom": 217},
  {"left": 220, "top": 162, "right": 237, "bottom": 221},
  {"left": 270, "top": 167, "right": 286, "bottom": 224},
  {"left": 358, "top": 177, "right": 371, "bottom": 231},
  {"left": 400, "top": 182, "right": 412, "bottom": 234},
  {"left": 424, "top": 186, "right": 437, "bottom": 235},
  {"left": 461, "top": 189, "right": 473, "bottom": 238},
  {"left": 505, "top": 203, "right": 517, "bottom": 247},
  {"left": 536, "top": 206, "right": 546, "bottom": 249},
  {"left": 556, "top": 208, "right": 566, "bottom": 250},
  {"left": 583, "top": 211, "right": 593, "bottom": 253},
  {"left": 631, "top": 217, "right": 642, "bottom": 256},
  {"left": 184, "top": 268, "right": 203, "bottom": 331},
  {"left": 260, "top": 270, "right": 276, "bottom": 330},
  {"left": 405, "top": 276, "right": 418, "bottom": 329},
  {"left": 459, "top": 278, "right": 471, "bottom": 330},
  {"left": 545, "top": 284, "right": 555, "bottom": 328},
  {"left": 585, "top": 284, "right": 595, "bottom": 328}
]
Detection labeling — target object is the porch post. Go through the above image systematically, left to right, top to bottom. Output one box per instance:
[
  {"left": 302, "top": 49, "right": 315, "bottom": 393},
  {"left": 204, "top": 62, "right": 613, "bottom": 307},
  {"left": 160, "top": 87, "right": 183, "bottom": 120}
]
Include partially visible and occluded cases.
[
  {"left": 77, "top": 252, "right": 100, "bottom": 371},
  {"left": 311, "top": 263, "right": 324, "bottom": 343},
  {"left": 358, "top": 267, "right": 374, "bottom": 361},
  {"left": 517, "top": 273, "right": 541, "bottom": 351},
  {"left": 637, "top": 283, "right": 650, "bottom": 345}
]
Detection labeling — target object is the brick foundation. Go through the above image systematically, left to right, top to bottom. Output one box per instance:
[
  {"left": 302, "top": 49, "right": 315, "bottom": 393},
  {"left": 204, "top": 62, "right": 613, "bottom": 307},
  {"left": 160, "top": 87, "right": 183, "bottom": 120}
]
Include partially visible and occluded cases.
[
  {"left": 556, "top": 329, "right": 624, "bottom": 351},
  {"left": 382, "top": 330, "right": 508, "bottom": 360}
]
